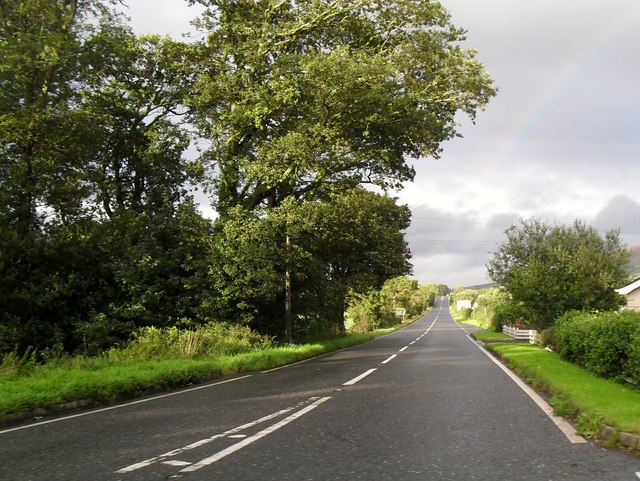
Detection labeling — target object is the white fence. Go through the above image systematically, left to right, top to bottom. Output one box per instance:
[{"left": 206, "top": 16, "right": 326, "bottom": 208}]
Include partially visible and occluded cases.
[{"left": 502, "top": 325, "right": 540, "bottom": 344}]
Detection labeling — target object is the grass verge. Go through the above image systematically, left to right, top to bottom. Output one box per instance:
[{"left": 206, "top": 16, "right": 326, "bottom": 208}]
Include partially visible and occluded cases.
[
  {"left": 0, "top": 327, "right": 410, "bottom": 419},
  {"left": 471, "top": 331, "right": 511, "bottom": 342},
  {"left": 486, "top": 343, "right": 640, "bottom": 438}
]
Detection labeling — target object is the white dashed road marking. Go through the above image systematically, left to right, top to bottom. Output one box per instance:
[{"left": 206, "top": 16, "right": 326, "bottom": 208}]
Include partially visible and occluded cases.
[
  {"left": 381, "top": 354, "right": 397, "bottom": 364},
  {"left": 343, "top": 369, "right": 377, "bottom": 386}
]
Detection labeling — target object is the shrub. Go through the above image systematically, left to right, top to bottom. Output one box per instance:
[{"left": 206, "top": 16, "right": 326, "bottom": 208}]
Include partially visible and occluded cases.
[
  {"left": 490, "top": 300, "right": 535, "bottom": 332},
  {"left": 458, "top": 307, "right": 472, "bottom": 320},
  {"left": 555, "top": 310, "right": 640, "bottom": 384},
  {"left": 121, "top": 323, "right": 272, "bottom": 360},
  {"left": 539, "top": 326, "right": 557, "bottom": 349},
  {"left": 628, "top": 326, "right": 640, "bottom": 385}
]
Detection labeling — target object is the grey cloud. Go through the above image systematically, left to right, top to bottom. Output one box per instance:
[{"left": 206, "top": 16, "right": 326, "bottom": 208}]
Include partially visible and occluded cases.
[
  {"left": 591, "top": 196, "right": 640, "bottom": 247},
  {"left": 405, "top": 206, "right": 517, "bottom": 286}
]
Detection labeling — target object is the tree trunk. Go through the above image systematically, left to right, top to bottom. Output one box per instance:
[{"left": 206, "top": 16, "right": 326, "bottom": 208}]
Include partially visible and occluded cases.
[
  {"left": 284, "top": 233, "right": 293, "bottom": 343},
  {"left": 332, "top": 288, "right": 347, "bottom": 335}
]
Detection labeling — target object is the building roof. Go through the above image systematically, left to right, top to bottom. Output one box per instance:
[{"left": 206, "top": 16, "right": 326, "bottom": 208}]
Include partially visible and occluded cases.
[{"left": 616, "top": 278, "right": 640, "bottom": 296}]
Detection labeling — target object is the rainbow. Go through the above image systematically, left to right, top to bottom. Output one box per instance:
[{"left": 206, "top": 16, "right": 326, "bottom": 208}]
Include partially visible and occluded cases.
[{"left": 492, "top": 7, "right": 640, "bottom": 162}]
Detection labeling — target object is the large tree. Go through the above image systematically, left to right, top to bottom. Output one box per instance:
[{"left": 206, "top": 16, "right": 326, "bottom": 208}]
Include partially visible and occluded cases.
[
  {"left": 0, "top": 0, "right": 111, "bottom": 230},
  {"left": 187, "top": 0, "right": 496, "bottom": 213},
  {"left": 0, "top": 1, "right": 215, "bottom": 355},
  {"left": 84, "top": 26, "right": 199, "bottom": 218},
  {"left": 210, "top": 189, "right": 411, "bottom": 339},
  {"left": 297, "top": 189, "right": 412, "bottom": 333},
  {"left": 487, "top": 219, "right": 630, "bottom": 329}
]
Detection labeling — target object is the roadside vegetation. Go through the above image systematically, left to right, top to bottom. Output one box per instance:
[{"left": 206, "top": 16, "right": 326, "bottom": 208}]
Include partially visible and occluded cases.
[
  {"left": 1, "top": 0, "right": 494, "bottom": 363},
  {"left": 450, "top": 218, "right": 640, "bottom": 446},
  {"left": 0, "top": 278, "right": 437, "bottom": 419},
  {"left": 0, "top": 331, "right": 373, "bottom": 418}
]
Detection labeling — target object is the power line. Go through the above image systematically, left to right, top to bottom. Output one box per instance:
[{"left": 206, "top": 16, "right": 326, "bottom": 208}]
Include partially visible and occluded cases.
[
  {"left": 410, "top": 216, "right": 640, "bottom": 236},
  {"left": 411, "top": 216, "right": 507, "bottom": 228},
  {"left": 405, "top": 238, "right": 501, "bottom": 245}
]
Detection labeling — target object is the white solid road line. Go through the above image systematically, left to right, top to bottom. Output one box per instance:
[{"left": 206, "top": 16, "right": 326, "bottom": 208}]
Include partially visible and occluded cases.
[
  {"left": 466, "top": 335, "right": 586, "bottom": 444},
  {"left": 343, "top": 368, "right": 378, "bottom": 386},
  {"left": 0, "top": 375, "right": 253, "bottom": 435},
  {"left": 116, "top": 397, "right": 325, "bottom": 473},
  {"left": 180, "top": 397, "right": 332, "bottom": 473}
]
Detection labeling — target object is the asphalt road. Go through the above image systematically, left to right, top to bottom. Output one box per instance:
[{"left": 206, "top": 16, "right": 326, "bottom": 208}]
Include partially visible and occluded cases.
[{"left": 1, "top": 297, "right": 638, "bottom": 480}]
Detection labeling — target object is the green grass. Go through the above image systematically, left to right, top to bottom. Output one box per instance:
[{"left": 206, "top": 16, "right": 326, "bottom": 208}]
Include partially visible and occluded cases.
[
  {"left": 449, "top": 306, "right": 492, "bottom": 330},
  {"left": 460, "top": 318, "right": 492, "bottom": 330},
  {"left": 471, "top": 331, "right": 511, "bottom": 342},
  {"left": 0, "top": 333, "right": 380, "bottom": 418},
  {"left": 486, "top": 343, "right": 640, "bottom": 436}
]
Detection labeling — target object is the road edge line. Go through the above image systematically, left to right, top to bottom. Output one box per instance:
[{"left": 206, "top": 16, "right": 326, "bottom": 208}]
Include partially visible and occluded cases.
[{"left": 466, "top": 335, "right": 586, "bottom": 444}]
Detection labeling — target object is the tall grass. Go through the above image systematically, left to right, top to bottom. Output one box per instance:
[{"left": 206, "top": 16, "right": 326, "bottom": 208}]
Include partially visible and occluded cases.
[
  {"left": 0, "top": 323, "right": 376, "bottom": 417},
  {"left": 115, "top": 323, "right": 273, "bottom": 360}
]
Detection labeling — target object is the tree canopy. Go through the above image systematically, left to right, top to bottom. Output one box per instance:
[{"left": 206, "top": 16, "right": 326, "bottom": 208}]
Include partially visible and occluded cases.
[
  {"left": 0, "top": 0, "right": 495, "bottom": 354},
  {"left": 187, "top": 0, "right": 496, "bottom": 213},
  {"left": 487, "top": 219, "right": 630, "bottom": 329}
]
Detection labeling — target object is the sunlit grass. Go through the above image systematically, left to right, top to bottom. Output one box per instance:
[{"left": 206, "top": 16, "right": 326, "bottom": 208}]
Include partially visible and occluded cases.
[
  {"left": 471, "top": 331, "right": 511, "bottom": 342},
  {"left": 0, "top": 333, "right": 376, "bottom": 417}
]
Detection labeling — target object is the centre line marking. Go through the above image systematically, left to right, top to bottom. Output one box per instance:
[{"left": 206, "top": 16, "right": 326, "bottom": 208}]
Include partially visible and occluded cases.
[
  {"left": 399, "top": 346, "right": 408, "bottom": 352},
  {"left": 381, "top": 354, "right": 397, "bottom": 364},
  {"left": 343, "top": 368, "right": 377, "bottom": 386},
  {"left": 181, "top": 397, "right": 332, "bottom": 473}
]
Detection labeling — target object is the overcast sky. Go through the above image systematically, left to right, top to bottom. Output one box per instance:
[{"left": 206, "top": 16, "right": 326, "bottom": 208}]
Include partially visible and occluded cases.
[{"left": 121, "top": 0, "right": 640, "bottom": 287}]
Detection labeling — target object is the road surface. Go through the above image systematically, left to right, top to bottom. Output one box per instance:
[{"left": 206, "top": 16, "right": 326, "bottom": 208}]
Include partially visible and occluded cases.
[{"left": 1, "top": 297, "right": 638, "bottom": 480}]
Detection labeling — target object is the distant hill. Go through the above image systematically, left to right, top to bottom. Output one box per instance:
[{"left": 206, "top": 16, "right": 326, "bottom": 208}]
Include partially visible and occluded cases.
[
  {"left": 628, "top": 244, "right": 640, "bottom": 279},
  {"left": 462, "top": 282, "right": 498, "bottom": 291}
]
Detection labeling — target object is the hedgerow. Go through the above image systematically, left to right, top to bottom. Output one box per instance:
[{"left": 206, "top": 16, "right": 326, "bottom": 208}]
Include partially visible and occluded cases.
[{"left": 554, "top": 310, "right": 640, "bottom": 385}]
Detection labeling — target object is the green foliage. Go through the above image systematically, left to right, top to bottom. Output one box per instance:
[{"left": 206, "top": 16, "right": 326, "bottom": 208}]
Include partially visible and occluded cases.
[
  {"left": 0, "top": 0, "right": 493, "bottom": 356},
  {"left": 188, "top": 0, "right": 495, "bottom": 213},
  {"left": 85, "top": 29, "right": 198, "bottom": 218},
  {"left": 211, "top": 190, "right": 412, "bottom": 339},
  {"left": 0, "top": 202, "right": 215, "bottom": 356},
  {"left": 488, "top": 219, "right": 630, "bottom": 329},
  {"left": 346, "top": 277, "right": 441, "bottom": 332},
  {"left": 449, "top": 286, "right": 479, "bottom": 306},
  {"left": 449, "top": 286, "right": 510, "bottom": 331},
  {"left": 491, "top": 300, "right": 536, "bottom": 331},
  {"left": 555, "top": 310, "right": 640, "bottom": 384},
  {"left": 117, "top": 323, "right": 272, "bottom": 360},
  {"left": 539, "top": 326, "right": 557, "bottom": 349},
  {"left": 0, "top": 330, "right": 376, "bottom": 416}
]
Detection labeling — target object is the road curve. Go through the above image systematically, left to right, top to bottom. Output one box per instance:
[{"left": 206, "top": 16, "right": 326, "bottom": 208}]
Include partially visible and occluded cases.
[{"left": 1, "top": 297, "right": 638, "bottom": 480}]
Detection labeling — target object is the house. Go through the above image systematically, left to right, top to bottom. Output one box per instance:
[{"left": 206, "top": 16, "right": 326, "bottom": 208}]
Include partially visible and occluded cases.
[
  {"left": 615, "top": 278, "right": 640, "bottom": 311},
  {"left": 456, "top": 300, "right": 472, "bottom": 311}
]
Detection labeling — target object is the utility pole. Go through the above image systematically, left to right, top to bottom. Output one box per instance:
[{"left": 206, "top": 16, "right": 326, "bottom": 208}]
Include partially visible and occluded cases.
[{"left": 284, "top": 228, "right": 293, "bottom": 343}]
